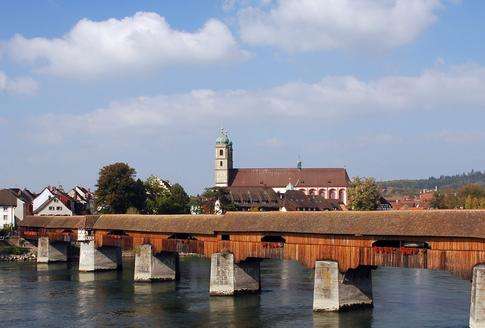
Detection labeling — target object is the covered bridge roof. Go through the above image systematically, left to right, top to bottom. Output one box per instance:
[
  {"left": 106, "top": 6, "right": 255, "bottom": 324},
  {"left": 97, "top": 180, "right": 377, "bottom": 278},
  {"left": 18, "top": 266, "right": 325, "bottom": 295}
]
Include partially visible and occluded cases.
[
  {"left": 18, "top": 210, "right": 485, "bottom": 239},
  {"left": 220, "top": 211, "right": 485, "bottom": 239},
  {"left": 93, "top": 214, "right": 220, "bottom": 235},
  {"left": 20, "top": 215, "right": 99, "bottom": 229}
]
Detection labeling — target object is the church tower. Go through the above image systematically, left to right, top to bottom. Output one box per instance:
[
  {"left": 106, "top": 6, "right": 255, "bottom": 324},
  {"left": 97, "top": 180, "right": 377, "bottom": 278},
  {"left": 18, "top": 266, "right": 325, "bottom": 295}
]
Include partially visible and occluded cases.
[{"left": 214, "top": 128, "right": 233, "bottom": 187}]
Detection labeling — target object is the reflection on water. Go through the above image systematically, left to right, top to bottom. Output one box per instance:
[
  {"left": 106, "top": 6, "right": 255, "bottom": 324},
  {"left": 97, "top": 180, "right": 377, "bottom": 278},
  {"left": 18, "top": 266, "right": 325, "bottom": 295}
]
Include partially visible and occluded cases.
[{"left": 0, "top": 257, "right": 471, "bottom": 327}]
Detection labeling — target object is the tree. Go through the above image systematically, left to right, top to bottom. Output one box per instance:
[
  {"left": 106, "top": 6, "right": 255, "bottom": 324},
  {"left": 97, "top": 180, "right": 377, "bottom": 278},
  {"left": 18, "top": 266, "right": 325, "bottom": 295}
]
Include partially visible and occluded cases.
[
  {"left": 95, "top": 162, "right": 146, "bottom": 214},
  {"left": 144, "top": 176, "right": 190, "bottom": 214},
  {"left": 348, "top": 177, "right": 381, "bottom": 211},
  {"left": 459, "top": 184, "right": 485, "bottom": 199},
  {"left": 197, "top": 187, "right": 237, "bottom": 214},
  {"left": 430, "top": 191, "right": 446, "bottom": 209}
]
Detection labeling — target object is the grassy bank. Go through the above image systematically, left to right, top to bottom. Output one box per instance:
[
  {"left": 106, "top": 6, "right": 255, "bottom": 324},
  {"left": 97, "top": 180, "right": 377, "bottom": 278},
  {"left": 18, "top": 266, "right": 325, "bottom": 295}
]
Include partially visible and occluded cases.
[{"left": 0, "top": 246, "right": 29, "bottom": 256}]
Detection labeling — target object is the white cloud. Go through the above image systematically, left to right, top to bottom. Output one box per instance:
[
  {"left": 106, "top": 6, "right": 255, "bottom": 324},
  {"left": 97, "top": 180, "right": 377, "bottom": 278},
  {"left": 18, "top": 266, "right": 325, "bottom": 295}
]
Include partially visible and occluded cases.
[
  {"left": 238, "top": 0, "right": 442, "bottom": 52},
  {"left": 8, "top": 12, "right": 247, "bottom": 79},
  {"left": 34, "top": 64, "right": 485, "bottom": 139},
  {"left": 0, "top": 70, "right": 38, "bottom": 95}
]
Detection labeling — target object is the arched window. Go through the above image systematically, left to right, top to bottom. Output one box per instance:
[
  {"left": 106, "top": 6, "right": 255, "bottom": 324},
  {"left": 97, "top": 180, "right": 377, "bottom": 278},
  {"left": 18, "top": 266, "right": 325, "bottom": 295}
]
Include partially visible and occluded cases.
[
  {"left": 219, "top": 149, "right": 224, "bottom": 156},
  {"left": 219, "top": 161, "right": 223, "bottom": 167},
  {"left": 318, "top": 189, "right": 326, "bottom": 197},
  {"left": 329, "top": 189, "right": 337, "bottom": 199},
  {"left": 339, "top": 189, "right": 345, "bottom": 202}
]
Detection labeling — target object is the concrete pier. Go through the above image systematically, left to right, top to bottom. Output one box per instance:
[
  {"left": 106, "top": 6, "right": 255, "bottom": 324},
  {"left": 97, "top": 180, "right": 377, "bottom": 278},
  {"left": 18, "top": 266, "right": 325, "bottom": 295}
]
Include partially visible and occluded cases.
[
  {"left": 37, "top": 237, "right": 68, "bottom": 263},
  {"left": 78, "top": 240, "right": 122, "bottom": 272},
  {"left": 134, "top": 244, "right": 179, "bottom": 282},
  {"left": 209, "top": 252, "right": 261, "bottom": 295},
  {"left": 313, "top": 261, "right": 373, "bottom": 312},
  {"left": 470, "top": 264, "right": 485, "bottom": 328}
]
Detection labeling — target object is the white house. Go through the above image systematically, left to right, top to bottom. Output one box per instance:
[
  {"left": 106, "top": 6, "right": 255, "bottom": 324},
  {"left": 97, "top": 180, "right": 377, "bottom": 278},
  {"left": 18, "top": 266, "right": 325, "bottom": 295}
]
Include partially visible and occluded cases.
[
  {"left": 33, "top": 187, "right": 56, "bottom": 212},
  {"left": 8, "top": 188, "right": 34, "bottom": 222},
  {"left": 0, "top": 189, "right": 17, "bottom": 228},
  {"left": 34, "top": 196, "right": 74, "bottom": 216}
]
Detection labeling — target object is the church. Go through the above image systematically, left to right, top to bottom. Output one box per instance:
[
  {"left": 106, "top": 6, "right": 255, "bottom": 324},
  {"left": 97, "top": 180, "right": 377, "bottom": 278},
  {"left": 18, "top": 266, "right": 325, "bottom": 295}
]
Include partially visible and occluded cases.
[{"left": 214, "top": 129, "right": 350, "bottom": 205}]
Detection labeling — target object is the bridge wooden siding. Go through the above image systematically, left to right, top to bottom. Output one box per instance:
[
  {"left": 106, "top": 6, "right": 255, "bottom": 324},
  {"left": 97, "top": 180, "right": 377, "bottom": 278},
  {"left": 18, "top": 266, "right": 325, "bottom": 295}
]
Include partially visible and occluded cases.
[{"left": 19, "top": 210, "right": 485, "bottom": 280}]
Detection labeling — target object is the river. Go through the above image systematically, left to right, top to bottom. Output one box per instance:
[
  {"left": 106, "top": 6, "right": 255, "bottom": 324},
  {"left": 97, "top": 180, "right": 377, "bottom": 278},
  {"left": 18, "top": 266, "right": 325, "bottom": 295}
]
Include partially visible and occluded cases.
[{"left": 0, "top": 257, "right": 471, "bottom": 327}]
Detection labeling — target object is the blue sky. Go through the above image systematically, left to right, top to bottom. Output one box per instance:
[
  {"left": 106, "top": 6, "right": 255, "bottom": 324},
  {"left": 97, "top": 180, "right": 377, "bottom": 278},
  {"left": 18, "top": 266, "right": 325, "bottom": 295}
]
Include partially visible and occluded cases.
[{"left": 1, "top": 0, "right": 485, "bottom": 194}]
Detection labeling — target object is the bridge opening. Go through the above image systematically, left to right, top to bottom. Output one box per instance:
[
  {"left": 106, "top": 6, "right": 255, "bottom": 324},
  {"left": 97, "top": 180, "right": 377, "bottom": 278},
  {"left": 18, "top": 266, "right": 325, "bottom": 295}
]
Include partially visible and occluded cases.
[
  {"left": 107, "top": 230, "right": 129, "bottom": 236},
  {"left": 168, "top": 233, "right": 197, "bottom": 240},
  {"left": 221, "top": 234, "right": 230, "bottom": 241},
  {"left": 261, "top": 235, "right": 286, "bottom": 243},
  {"left": 372, "top": 240, "right": 430, "bottom": 249}
]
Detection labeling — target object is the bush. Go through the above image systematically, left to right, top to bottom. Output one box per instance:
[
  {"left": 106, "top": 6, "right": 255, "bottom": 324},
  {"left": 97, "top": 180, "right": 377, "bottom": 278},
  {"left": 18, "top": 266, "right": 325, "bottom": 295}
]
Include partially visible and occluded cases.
[{"left": 0, "top": 246, "right": 29, "bottom": 255}]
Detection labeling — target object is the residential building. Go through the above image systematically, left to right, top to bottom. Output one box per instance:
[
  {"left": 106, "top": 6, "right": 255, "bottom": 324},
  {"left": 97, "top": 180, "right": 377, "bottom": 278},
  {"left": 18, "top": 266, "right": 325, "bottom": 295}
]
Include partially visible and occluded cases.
[
  {"left": 33, "top": 186, "right": 89, "bottom": 216},
  {"left": 8, "top": 188, "right": 34, "bottom": 221},
  {"left": 0, "top": 189, "right": 17, "bottom": 228}
]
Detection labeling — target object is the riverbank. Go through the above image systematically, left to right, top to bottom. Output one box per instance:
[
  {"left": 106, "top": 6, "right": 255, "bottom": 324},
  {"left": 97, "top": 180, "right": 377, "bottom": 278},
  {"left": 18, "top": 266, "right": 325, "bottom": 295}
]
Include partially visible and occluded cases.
[{"left": 0, "top": 239, "right": 36, "bottom": 262}]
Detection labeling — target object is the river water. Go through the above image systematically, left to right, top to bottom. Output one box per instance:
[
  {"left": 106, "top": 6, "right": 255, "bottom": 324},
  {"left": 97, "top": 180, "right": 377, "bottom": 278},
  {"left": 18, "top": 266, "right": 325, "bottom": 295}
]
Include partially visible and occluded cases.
[{"left": 0, "top": 257, "right": 471, "bottom": 327}]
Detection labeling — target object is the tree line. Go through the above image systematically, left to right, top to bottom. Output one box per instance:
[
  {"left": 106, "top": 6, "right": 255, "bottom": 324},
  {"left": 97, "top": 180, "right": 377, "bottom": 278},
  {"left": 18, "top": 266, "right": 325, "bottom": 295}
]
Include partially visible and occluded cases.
[
  {"left": 94, "top": 162, "right": 233, "bottom": 215},
  {"left": 95, "top": 162, "right": 190, "bottom": 214},
  {"left": 379, "top": 170, "right": 485, "bottom": 196},
  {"left": 430, "top": 184, "right": 485, "bottom": 209}
]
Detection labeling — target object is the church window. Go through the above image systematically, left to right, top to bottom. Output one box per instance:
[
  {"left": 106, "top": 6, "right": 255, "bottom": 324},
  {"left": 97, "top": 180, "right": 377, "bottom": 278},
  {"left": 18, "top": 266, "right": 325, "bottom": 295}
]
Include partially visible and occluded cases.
[
  {"left": 219, "top": 149, "right": 224, "bottom": 156},
  {"left": 219, "top": 161, "right": 223, "bottom": 167}
]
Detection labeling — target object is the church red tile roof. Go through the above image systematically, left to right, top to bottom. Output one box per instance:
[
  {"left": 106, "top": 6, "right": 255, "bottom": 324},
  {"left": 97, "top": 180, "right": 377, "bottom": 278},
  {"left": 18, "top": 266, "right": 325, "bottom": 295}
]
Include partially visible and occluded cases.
[{"left": 228, "top": 168, "right": 350, "bottom": 188}]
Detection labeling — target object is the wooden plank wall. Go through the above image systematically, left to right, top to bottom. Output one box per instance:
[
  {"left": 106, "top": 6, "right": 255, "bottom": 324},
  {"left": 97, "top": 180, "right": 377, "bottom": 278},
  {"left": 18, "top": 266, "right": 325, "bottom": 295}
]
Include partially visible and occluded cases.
[{"left": 92, "top": 230, "right": 485, "bottom": 280}]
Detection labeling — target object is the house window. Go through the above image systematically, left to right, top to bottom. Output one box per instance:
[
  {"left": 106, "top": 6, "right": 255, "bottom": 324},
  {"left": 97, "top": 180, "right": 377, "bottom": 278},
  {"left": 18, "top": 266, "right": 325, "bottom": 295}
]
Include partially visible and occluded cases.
[
  {"left": 219, "top": 149, "right": 224, "bottom": 156},
  {"left": 53, "top": 198, "right": 59, "bottom": 203},
  {"left": 49, "top": 206, "right": 54, "bottom": 210},
  {"left": 56, "top": 206, "right": 62, "bottom": 210},
  {"left": 3, "top": 207, "right": 7, "bottom": 211},
  {"left": 3, "top": 215, "right": 7, "bottom": 221},
  {"left": 221, "top": 234, "right": 230, "bottom": 241}
]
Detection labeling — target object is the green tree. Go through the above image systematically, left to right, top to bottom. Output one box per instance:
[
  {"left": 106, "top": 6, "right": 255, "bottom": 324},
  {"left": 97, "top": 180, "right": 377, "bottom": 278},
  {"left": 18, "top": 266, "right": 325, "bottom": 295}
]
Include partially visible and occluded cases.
[
  {"left": 95, "top": 162, "right": 147, "bottom": 214},
  {"left": 144, "top": 177, "right": 190, "bottom": 214},
  {"left": 348, "top": 177, "right": 381, "bottom": 211},
  {"left": 459, "top": 184, "right": 485, "bottom": 199},
  {"left": 198, "top": 187, "right": 237, "bottom": 214},
  {"left": 430, "top": 191, "right": 446, "bottom": 209}
]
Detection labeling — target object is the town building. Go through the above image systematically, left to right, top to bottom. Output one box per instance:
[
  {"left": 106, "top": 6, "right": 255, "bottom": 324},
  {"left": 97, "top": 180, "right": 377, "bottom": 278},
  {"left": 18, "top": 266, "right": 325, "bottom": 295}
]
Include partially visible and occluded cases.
[
  {"left": 214, "top": 129, "right": 350, "bottom": 204},
  {"left": 33, "top": 186, "right": 89, "bottom": 216},
  {"left": 68, "top": 186, "right": 92, "bottom": 205},
  {"left": 223, "top": 186, "right": 341, "bottom": 212},
  {"left": 8, "top": 188, "right": 34, "bottom": 221},
  {"left": 0, "top": 189, "right": 18, "bottom": 228}
]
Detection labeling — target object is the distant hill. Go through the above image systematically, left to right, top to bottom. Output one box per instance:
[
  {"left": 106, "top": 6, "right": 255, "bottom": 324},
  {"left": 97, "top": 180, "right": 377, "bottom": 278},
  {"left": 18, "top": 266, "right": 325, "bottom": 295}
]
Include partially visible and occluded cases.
[{"left": 379, "top": 170, "right": 485, "bottom": 196}]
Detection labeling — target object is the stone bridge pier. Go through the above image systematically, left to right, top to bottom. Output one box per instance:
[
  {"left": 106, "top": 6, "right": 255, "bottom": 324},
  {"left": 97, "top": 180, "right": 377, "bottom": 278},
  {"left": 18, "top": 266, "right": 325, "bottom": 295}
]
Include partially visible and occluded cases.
[
  {"left": 37, "top": 237, "right": 70, "bottom": 263},
  {"left": 78, "top": 240, "right": 122, "bottom": 272},
  {"left": 134, "top": 244, "right": 179, "bottom": 282},
  {"left": 209, "top": 252, "right": 261, "bottom": 295},
  {"left": 313, "top": 261, "right": 373, "bottom": 312},
  {"left": 470, "top": 264, "right": 485, "bottom": 328}
]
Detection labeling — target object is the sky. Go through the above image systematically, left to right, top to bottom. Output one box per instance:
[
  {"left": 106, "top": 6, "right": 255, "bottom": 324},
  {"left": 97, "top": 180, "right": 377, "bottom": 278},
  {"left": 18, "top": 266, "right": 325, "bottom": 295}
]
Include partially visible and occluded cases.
[{"left": 1, "top": 0, "right": 485, "bottom": 195}]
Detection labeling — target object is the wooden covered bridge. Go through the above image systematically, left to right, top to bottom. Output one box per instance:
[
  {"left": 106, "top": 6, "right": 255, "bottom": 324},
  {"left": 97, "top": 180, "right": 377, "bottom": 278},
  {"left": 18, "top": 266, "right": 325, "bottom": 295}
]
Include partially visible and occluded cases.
[{"left": 18, "top": 210, "right": 485, "bottom": 327}]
